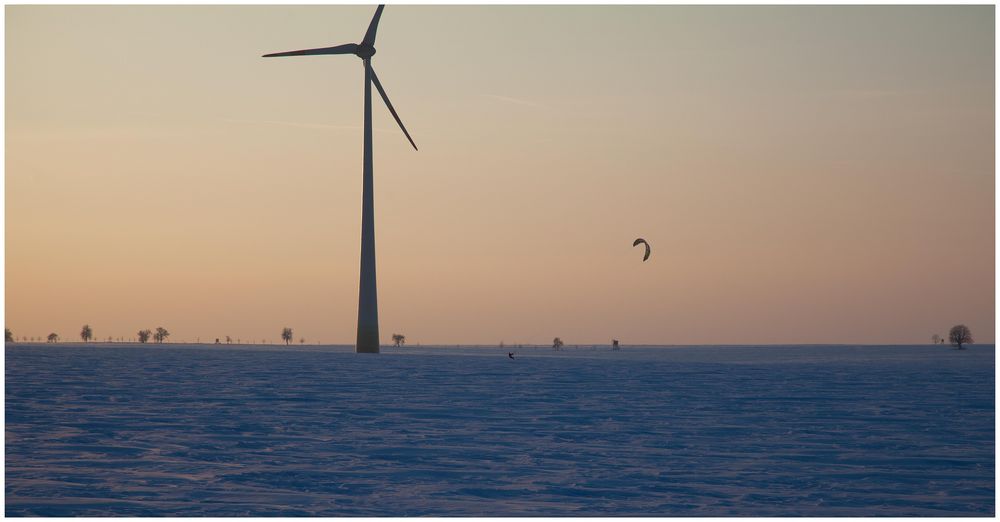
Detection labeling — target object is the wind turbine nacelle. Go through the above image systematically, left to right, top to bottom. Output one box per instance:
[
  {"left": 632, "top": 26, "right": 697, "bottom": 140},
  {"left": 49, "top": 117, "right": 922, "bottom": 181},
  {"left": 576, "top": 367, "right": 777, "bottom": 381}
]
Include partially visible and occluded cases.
[{"left": 355, "top": 44, "right": 376, "bottom": 59}]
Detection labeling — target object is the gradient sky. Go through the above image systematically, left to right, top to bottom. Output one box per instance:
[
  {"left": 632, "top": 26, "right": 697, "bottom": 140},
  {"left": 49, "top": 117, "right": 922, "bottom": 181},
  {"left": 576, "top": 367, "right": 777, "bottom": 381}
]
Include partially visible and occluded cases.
[{"left": 6, "top": 5, "right": 994, "bottom": 345}]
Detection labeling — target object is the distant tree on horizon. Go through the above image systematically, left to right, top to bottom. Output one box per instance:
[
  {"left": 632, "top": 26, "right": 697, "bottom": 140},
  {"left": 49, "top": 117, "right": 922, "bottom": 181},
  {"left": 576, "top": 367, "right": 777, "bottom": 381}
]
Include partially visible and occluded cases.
[
  {"left": 80, "top": 324, "right": 93, "bottom": 343},
  {"left": 949, "top": 325, "right": 973, "bottom": 349},
  {"left": 153, "top": 327, "right": 170, "bottom": 344},
  {"left": 281, "top": 327, "right": 293, "bottom": 346},
  {"left": 5, "top": 328, "right": 12, "bottom": 343},
  {"left": 138, "top": 329, "right": 152, "bottom": 343},
  {"left": 47, "top": 333, "right": 59, "bottom": 343},
  {"left": 392, "top": 333, "right": 406, "bottom": 347},
  {"left": 931, "top": 334, "right": 941, "bottom": 345},
  {"left": 226, "top": 335, "right": 232, "bottom": 344},
  {"left": 299, "top": 337, "right": 305, "bottom": 344},
  {"left": 553, "top": 337, "right": 564, "bottom": 350}
]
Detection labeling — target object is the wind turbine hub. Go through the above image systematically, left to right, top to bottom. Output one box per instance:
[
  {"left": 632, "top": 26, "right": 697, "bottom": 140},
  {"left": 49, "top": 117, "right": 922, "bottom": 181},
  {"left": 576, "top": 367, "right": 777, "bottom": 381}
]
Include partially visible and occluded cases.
[{"left": 355, "top": 44, "right": 376, "bottom": 59}]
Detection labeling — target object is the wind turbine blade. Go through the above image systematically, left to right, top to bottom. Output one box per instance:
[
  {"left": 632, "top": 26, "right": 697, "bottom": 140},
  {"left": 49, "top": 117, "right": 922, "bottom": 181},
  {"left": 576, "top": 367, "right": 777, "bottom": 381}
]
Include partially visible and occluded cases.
[
  {"left": 362, "top": 5, "right": 385, "bottom": 46},
  {"left": 263, "top": 43, "right": 359, "bottom": 58},
  {"left": 371, "top": 67, "right": 418, "bottom": 151}
]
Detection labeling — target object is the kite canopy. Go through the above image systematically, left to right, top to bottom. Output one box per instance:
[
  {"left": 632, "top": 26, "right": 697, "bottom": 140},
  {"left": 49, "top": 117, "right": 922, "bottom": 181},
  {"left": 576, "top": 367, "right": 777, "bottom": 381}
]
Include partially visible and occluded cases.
[{"left": 633, "top": 238, "right": 651, "bottom": 262}]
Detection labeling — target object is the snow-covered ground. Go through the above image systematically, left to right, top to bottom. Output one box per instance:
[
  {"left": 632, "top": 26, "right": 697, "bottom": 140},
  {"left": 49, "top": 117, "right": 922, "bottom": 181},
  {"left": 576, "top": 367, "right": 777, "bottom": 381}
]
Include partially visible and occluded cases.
[{"left": 5, "top": 343, "right": 994, "bottom": 516}]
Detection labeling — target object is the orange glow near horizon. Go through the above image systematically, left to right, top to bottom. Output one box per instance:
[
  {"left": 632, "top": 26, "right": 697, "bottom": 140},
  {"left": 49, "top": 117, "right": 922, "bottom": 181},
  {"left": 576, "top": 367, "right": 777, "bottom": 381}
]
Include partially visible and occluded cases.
[{"left": 5, "top": 5, "right": 995, "bottom": 345}]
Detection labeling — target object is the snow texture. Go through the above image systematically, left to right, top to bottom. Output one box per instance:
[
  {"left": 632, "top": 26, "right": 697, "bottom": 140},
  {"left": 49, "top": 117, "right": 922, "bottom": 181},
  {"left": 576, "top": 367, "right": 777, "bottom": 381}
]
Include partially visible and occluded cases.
[{"left": 5, "top": 343, "right": 994, "bottom": 516}]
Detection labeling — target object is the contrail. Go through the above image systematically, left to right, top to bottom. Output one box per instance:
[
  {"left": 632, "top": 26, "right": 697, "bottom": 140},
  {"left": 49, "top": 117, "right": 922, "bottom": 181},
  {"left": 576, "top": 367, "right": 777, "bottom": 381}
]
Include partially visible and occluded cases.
[
  {"left": 483, "top": 94, "right": 545, "bottom": 109},
  {"left": 221, "top": 117, "right": 396, "bottom": 134}
]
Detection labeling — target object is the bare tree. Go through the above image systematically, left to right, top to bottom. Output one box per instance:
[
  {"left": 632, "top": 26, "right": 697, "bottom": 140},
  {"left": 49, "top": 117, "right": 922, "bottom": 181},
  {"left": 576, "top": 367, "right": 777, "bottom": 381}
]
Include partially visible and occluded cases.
[
  {"left": 80, "top": 324, "right": 93, "bottom": 343},
  {"left": 949, "top": 325, "right": 973, "bottom": 350},
  {"left": 153, "top": 327, "right": 170, "bottom": 344},
  {"left": 281, "top": 327, "right": 293, "bottom": 345},
  {"left": 5, "top": 328, "right": 12, "bottom": 343},
  {"left": 138, "top": 329, "right": 152, "bottom": 343},
  {"left": 47, "top": 333, "right": 59, "bottom": 343},
  {"left": 392, "top": 333, "right": 406, "bottom": 347},
  {"left": 931, "top": 334, "right": 941, "bottom": 345},
  {"left": 226, "top": 335, "right": 232, "bottom": 344},
  {"left": 299, "top": 337, "right": 305, "bottom": 344},
  {"left": 553, "top": 337, "right": 564, "bottom": 350}
]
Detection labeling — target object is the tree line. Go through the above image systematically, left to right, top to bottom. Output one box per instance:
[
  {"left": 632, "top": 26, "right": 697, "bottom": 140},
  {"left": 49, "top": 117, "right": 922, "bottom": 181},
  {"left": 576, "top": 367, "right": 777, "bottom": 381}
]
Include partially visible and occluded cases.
[
  {"left": 931, "top": 324, "right": 975, "bottom": 349},
  {"left": 1, "top": 325, "right": 172, "bottom": 344},
  {"left": 3, "top": 326, "right": 350, "bottom": 347},
  {"left": 7, "top": 326, "right": 976, "bottom": 348}
]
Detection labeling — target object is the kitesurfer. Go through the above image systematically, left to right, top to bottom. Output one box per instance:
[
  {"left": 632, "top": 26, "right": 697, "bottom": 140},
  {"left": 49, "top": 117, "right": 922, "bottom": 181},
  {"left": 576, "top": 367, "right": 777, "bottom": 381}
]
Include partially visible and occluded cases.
[{"left": 633, "top": 238, "right": 651, "bottom": 261}]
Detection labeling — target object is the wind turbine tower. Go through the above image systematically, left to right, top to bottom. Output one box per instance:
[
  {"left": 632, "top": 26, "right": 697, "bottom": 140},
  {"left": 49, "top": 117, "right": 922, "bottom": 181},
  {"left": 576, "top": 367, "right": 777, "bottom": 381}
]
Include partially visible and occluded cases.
[{"left": 263, "top": 5, "right": 417, "bottom": 353}]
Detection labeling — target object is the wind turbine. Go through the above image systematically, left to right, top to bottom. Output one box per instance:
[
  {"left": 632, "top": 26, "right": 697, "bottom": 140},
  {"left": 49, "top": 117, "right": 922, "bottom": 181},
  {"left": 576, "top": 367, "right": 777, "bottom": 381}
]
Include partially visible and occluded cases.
[{"left": 263, "top": 5, "right": 416, "bottom": 354}]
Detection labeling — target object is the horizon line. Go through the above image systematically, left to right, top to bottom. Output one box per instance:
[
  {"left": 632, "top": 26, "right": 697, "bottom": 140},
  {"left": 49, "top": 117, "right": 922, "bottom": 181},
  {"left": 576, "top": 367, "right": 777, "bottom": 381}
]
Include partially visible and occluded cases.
[{"left": 6, "top": 341, "right": 993, "bottom": 347}]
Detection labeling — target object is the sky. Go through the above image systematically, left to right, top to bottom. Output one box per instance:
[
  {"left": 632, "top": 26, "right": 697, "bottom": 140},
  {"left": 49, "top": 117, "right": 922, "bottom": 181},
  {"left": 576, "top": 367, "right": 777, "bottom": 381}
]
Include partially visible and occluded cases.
[{"left": 5, "top": 5, "right": 995, "bottom": 345}]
